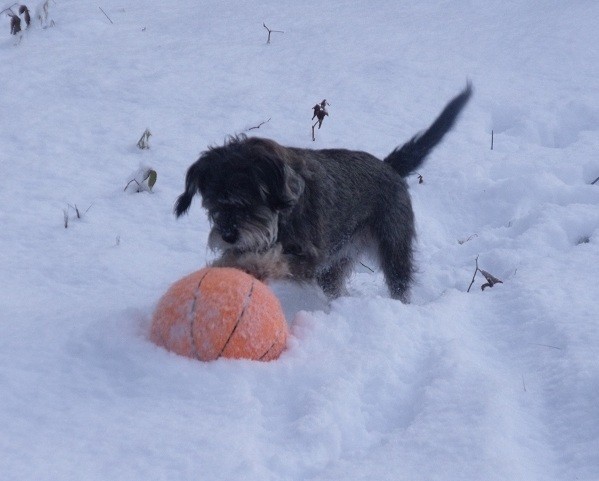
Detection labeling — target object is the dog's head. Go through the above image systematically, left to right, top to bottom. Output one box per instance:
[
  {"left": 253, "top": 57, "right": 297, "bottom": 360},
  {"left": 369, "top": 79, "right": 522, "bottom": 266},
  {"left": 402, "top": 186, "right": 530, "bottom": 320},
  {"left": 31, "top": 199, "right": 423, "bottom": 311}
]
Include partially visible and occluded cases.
[{"left": 175, "top": 136, "right": 304, "bottom": 253}]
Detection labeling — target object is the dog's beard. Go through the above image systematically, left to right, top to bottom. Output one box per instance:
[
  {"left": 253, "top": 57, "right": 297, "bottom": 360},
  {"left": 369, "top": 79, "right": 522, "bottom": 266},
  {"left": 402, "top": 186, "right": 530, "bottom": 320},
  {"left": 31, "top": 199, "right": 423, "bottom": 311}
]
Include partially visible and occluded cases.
[
  {"left": 207, "top": 205, "right": 279, "bottom": 254},
  {"left": 207, "top": 205, "right": 290, "bottom": 281}
]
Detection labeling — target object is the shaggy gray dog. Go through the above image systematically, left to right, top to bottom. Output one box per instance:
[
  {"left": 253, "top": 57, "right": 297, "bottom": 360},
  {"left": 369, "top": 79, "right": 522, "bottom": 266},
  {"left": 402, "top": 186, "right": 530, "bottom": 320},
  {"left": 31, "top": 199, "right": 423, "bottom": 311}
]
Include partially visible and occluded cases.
[{"left": 175, "top": 84, "right": 472, "bottom": 302}]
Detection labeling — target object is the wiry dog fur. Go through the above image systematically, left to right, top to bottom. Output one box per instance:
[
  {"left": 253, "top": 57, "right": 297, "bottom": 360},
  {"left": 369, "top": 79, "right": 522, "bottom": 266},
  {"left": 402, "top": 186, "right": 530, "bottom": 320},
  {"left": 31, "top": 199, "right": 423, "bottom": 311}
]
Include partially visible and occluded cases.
[{"left": 175, "top": 84, "right": 472, "bottom": 302}]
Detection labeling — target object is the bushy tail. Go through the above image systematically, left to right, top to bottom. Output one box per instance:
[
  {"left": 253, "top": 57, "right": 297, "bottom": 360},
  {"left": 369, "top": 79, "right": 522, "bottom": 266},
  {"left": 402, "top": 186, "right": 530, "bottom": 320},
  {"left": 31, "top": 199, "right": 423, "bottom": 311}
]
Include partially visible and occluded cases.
[
  {"left": 384, "top": 83, "right": 472, "bottom": 177},
  {"left": 174, "top": 159, "right": 204, "bottom": 217}
]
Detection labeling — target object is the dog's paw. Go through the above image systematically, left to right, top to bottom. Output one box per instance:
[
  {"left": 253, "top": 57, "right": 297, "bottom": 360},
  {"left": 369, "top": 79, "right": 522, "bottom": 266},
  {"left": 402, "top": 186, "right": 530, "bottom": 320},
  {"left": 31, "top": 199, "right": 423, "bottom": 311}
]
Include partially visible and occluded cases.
[{"left": 212, "top": 245, "right": 291, "bottom": 281}]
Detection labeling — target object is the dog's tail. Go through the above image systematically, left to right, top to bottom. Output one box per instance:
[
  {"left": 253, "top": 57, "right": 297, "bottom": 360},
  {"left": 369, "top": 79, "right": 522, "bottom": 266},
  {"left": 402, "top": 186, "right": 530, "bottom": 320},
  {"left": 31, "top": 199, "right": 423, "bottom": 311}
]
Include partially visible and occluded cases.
[
  {"left": 384, "top": 83, "right": 472, "bottom": 177},
  {"left": 174, "top": 159, "right": 203, "bottom": 217}
]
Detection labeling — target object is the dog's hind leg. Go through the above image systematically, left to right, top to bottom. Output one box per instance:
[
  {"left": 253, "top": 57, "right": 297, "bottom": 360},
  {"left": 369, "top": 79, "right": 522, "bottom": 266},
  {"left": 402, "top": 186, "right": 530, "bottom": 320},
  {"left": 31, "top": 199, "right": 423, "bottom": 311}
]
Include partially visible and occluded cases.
[
  {"left": 373, "top": 207, "right": 415, "bottom": 303},
  {"left": 378, "top": 239, "right": 414, "bottom": 302}
]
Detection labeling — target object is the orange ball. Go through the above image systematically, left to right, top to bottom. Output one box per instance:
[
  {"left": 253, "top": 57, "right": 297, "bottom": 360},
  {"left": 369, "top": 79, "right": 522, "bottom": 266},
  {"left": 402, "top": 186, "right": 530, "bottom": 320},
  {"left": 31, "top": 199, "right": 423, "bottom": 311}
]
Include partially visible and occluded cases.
[{"left": 151, "top": 267, "right": 288, "bottom": 362}]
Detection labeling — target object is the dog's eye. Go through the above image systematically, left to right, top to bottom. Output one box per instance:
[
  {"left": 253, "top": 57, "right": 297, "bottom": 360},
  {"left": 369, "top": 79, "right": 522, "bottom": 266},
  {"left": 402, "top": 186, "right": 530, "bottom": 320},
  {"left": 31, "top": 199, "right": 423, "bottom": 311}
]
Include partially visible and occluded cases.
[{"left": 209, "top": 207, "right": 247, "bottom": 223}]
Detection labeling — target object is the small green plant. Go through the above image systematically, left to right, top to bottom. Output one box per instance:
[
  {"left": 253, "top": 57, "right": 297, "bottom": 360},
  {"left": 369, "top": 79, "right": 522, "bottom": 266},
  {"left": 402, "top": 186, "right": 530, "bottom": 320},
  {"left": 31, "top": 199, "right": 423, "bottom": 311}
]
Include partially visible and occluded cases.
[{"left": 124, "top": 167, "right": 157, "bottom": 193}]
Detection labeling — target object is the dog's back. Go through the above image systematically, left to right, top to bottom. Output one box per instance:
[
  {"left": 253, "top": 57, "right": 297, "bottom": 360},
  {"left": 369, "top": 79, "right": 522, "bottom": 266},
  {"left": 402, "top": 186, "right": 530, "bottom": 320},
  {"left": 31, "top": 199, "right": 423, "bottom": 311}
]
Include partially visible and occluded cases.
[{"left": 285, "top": 146, "right": 402, "bottom": 212}]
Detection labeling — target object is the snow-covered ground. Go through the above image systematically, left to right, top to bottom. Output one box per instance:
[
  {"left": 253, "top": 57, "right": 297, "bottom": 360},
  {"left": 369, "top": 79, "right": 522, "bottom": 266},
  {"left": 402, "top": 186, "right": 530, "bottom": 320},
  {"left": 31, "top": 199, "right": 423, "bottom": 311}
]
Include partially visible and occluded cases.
[{"left": 1, "top": 1, "right": 598, "bottom": 480}]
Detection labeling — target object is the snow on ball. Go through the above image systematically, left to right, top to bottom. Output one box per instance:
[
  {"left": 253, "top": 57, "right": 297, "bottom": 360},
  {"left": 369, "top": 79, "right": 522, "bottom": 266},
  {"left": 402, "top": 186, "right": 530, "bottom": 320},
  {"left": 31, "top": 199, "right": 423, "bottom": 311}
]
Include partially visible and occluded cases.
[{"left": 150, "top": 267, "right": 288, "bottom": 361}]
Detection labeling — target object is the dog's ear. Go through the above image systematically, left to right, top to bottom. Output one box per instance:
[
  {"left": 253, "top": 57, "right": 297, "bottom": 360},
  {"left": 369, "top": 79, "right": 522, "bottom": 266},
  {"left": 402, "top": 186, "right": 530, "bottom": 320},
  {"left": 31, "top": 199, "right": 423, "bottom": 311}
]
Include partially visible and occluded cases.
[
  {"left": 249, "top": 139, "right": 305, "bottom": 210},
  {"left": 174, "top": 157, "right": 212, "bottom": 217},
  {"left": 281, "top": 163, "right": 305, "bottom": 208}
]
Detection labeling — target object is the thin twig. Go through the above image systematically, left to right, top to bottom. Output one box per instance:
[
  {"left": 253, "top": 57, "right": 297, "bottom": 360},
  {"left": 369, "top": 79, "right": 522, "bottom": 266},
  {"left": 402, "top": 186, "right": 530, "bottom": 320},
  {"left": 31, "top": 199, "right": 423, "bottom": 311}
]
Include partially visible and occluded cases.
[
  {"left": 0, "top": 3, "right": 18, "bottom": 15},
  {"left": 99, "top": 6, "right": 113, "bottom": 24},
  {"left": 263, "top": 22, "right": 284, "bottom": 44},
  {"left": 246, "top": 118, "right": 271, "bottom": 131},
  {"left": 591, "top": 176, "right": 599, "bottom": 185},
  {"left": 124, "top": 179, "right": 141, "bottom": 192},
  {"left": 458, "top": 233, "right": 478, "bottom": 245},
  {"left": 467, "top": 255, "right": 480, "bottom": 293},
  {"left": 359, "top": 261, "right": 375, "bottom": 273},
  {"left": 532, "top": 343, "right": 562, "bottom": 350}
]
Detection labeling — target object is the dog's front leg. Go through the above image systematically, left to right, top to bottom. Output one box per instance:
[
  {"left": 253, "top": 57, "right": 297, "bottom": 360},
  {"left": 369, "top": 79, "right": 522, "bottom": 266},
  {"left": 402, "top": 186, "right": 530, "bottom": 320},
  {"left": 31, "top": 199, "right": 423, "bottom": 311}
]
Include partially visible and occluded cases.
[{"left": 211, "top": 244, "right": 291, "bottom": 281}]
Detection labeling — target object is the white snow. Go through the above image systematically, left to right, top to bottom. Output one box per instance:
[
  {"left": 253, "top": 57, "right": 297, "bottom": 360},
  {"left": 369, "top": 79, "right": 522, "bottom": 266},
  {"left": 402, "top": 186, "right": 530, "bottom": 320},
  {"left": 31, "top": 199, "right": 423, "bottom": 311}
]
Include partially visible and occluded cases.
[{"left": 1, "top": 1, "right": 598, "bottom": 480}]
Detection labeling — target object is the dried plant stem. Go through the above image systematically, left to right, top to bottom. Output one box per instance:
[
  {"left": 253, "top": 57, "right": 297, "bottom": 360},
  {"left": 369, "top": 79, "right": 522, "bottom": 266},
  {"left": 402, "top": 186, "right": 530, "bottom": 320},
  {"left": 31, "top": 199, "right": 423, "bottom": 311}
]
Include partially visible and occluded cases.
[
  {"left": 0, "top": 3, "right": 18, "bottom": 16},
  {"left": 99, "top": 6, "right": 113, "bottom": 24},
  {"left": 263, "top": 23, "right": 283, "bottom": 44},
  {"left": 246, "top": 118, "right": 271, "bottom": 131},
  {"left": 467, "top": 255, "right": 480, "bottom": 293},
  {"left": 467, "top": 255, "right": 503, "bottom": 292}
]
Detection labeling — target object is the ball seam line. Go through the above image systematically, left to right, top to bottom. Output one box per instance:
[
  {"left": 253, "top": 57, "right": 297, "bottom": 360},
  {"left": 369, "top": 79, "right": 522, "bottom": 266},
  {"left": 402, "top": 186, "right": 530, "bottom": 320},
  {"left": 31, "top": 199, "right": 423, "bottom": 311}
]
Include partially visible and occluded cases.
[
  {"left": 190, "top": 270, "right": 210, "bottom": 360},
  {"left": 217, "top": 279, "right": 255, "bottom": 359},
  {"left": 258, "top": 338, "right": 279, "bottom": 361}
]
